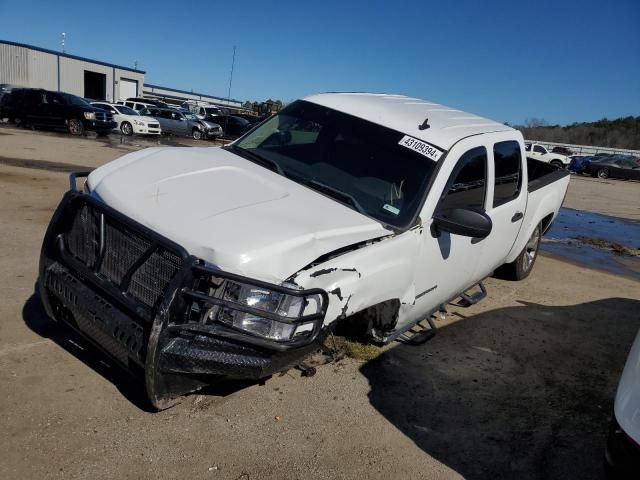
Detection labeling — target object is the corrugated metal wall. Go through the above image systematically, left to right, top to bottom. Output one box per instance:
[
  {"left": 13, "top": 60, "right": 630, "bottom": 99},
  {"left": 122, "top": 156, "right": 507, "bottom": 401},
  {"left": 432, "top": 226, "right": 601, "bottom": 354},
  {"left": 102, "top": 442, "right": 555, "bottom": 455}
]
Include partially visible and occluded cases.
[
  {"left": 0, "top": 42, "right": 145, "bottom": 101},
  {"left": 0, "top": 43, "right": 29, "bottom": 85},
  {"left": 27, "top": 50, "right": 58, "bottom": 90},
  {"left": 59, "top": 56, "right": 112, "bottom": 98}
]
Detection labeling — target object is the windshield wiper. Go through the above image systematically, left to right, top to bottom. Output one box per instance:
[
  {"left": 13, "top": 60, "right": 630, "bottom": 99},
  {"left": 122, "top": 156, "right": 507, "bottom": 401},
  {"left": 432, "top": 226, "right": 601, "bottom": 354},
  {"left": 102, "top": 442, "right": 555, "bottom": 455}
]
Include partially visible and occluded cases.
[
  {"left": 227, "top": 145, "right": 284, "bottom": 176},
  {"left": 305, "top": 179, "right": 367, "bottom": 216}
]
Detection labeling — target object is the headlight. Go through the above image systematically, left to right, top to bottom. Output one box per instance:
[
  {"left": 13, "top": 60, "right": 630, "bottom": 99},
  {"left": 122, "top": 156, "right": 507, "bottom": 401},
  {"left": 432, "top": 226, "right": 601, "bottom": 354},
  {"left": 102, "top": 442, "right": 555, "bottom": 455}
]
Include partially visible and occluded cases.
[
  {"left": 83, "top": 112, "right": 96, "bottom": 120},
  {"left": 133, "top": 119, "right": 144, "bottom": 126},
  {"left": 197, "top": 277, "right": 324, "bottom": 342}
]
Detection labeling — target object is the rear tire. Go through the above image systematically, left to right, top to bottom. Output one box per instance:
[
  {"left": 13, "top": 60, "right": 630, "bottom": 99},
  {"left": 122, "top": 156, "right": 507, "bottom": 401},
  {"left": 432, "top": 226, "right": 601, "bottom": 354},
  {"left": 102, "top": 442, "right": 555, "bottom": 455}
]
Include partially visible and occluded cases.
[
  {"left": 68, "top": 118, "right": 84, "bottom": 136},
  {"left": 120, "top": 121, "right": 133, "bottom": 136},
  {"left": 597, "top": 168, "right": 610, "bottom": 179},
  {"left": 494, "top": 223, "right": 542, "bottom": 281}
]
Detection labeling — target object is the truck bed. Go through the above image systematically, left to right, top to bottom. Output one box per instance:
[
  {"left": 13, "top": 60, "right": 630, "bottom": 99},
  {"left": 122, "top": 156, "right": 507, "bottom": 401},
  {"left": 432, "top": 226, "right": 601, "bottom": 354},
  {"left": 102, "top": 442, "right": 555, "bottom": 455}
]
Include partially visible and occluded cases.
[{"left": 528, "top": 157, "right": 568, "bottom": 192}]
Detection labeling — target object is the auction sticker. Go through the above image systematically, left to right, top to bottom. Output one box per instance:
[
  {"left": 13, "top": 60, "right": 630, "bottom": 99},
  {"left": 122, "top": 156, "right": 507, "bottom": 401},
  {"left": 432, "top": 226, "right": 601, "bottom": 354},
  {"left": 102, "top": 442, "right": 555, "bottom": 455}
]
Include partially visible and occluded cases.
[{"left": 398, "top": 135, "right": 443, "bottom": 162}]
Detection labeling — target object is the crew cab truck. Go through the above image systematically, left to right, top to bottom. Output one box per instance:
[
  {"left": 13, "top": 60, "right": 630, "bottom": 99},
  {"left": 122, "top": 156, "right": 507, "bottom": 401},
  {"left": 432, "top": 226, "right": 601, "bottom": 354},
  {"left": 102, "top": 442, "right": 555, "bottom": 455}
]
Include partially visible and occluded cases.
[
  {"left": 38, "top": 93, "right": 570, "bottom": 409},
  {"left": 525, "top": 142, "right": 570, "bottom": 169}
]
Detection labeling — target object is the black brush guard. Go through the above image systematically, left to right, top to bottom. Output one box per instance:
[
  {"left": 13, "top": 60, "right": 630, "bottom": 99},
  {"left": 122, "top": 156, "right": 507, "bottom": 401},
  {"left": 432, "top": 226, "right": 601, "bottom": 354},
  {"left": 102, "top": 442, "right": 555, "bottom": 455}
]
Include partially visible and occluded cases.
[{"left": 38, "top": 173, "right": 328, "bottom": 409}]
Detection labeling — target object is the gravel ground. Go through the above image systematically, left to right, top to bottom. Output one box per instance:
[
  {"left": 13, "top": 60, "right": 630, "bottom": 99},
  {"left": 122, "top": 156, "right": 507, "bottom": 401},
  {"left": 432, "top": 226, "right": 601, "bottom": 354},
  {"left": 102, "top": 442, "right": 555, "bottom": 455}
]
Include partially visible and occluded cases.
[{"left": 0, "top": 126, "right": 638, "bottom": 479}]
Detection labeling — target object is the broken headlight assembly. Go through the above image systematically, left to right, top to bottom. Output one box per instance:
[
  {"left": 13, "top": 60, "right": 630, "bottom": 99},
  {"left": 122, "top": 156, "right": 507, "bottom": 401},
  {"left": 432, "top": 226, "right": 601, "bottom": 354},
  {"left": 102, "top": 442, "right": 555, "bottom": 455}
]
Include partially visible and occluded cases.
[{"left": 183, "top": 264, "right": 328, "bottom": 344}]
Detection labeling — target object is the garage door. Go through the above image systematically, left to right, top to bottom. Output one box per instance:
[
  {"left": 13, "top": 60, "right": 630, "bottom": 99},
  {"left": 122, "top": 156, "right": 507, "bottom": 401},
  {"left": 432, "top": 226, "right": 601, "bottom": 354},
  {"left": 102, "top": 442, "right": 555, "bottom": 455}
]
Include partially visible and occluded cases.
[{"left": 119, "top": 78, "right": 138, "bottom": 101}]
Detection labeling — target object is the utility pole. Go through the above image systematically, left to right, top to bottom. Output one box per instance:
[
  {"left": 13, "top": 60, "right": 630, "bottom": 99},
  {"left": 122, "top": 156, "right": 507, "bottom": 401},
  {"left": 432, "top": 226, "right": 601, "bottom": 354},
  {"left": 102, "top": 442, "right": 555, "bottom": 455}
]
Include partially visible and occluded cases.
[
  {"left": 61, "top": 32, "right": 66, "bottom": 53},
  {"left": 227, "top": 45, "right": 236, "bottom": 102},
  {"left": 222, "top": 46, "right": 236, "bottom": 146}
]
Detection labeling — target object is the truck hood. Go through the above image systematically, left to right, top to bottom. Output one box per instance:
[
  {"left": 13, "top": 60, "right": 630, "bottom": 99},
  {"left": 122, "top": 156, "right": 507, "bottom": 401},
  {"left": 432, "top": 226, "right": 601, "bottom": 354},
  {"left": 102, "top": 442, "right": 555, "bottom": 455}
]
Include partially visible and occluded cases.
[{"left": 88, "top": 147, "right": 392, "bottom": 283}]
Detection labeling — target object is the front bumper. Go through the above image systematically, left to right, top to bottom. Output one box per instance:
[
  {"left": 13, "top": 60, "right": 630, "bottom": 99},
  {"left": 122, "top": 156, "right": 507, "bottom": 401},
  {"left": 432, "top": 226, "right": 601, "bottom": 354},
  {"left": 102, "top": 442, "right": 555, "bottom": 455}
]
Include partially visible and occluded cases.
[
  {"left": 133, "top": 123, "right": 161, "bottom": 135},
  {"left": 205, "top": 128, "right": 222, "bottom": 139},
  {"left": 38, "top": 174, "right": 327, "bottom": 408}
]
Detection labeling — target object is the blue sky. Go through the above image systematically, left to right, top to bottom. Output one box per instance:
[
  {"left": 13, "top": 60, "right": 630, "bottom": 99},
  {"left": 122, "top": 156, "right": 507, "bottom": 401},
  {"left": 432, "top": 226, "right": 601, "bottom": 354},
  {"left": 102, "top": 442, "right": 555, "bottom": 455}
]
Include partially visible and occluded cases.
[{"left": 1, "top": 0, "right": 638, "bottom": 125}]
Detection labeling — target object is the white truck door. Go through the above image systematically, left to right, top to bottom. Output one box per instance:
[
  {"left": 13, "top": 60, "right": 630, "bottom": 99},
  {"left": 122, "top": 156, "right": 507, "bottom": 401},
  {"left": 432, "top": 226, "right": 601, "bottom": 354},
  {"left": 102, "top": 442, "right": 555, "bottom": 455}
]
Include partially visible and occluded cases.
[
  {"left": 474, "top": 134, "right": 527, "bottom": 278},
  {"left": 410, "top": 137, "right": 490, "bottom": 318},
  {"left": 532, "top": 144, "right": 548, "bottom": 162}
]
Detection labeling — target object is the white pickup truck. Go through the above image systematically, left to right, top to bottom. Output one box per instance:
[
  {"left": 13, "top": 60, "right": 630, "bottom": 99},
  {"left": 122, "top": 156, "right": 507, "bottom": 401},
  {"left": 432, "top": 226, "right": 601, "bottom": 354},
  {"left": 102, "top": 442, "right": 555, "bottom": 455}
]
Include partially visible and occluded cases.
[
  {"left": 38, "top": 93, "right": 570, "bottom": 408},
  {"left": 525, "top": 142, "right": 570, "bottom": 168}
]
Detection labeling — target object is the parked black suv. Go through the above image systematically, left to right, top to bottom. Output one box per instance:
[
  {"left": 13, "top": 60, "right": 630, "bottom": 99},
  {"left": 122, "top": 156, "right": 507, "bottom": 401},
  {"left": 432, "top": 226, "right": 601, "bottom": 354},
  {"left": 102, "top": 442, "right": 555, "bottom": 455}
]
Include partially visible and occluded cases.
[
  {"left": 1, "top": 88, "right": 116, "bottom": 136},
  {"left": 204, "top": 114, "right": 252, "bottom": 138}
]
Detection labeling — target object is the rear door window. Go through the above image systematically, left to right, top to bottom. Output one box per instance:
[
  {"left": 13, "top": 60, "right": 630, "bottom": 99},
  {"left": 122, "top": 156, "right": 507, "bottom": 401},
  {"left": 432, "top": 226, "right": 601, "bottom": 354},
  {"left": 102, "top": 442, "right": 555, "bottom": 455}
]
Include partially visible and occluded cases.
[
  {"left": 493, "top": 141, "right": 522, "bottom": 207},
  {"left": 533, "top": 145, "right": 546, "bottom": 154}
]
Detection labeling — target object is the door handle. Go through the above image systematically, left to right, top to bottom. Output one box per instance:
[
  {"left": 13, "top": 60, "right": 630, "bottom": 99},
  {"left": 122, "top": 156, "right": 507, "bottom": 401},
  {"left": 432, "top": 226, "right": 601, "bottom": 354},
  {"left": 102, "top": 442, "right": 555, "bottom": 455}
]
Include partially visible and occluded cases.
[{"left": 511, "top": 211, "right": 524, "bottom": 222}]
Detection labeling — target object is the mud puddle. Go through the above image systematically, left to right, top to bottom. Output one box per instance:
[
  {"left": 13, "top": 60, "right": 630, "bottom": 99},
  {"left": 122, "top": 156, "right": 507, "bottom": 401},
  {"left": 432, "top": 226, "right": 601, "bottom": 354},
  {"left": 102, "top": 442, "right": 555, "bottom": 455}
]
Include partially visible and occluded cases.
[
  {"left": 0, "top": 156, "right": 92, "bottom": 173},
  {"left": 542, "top": 207, "right": 640, "bottom": 279}
]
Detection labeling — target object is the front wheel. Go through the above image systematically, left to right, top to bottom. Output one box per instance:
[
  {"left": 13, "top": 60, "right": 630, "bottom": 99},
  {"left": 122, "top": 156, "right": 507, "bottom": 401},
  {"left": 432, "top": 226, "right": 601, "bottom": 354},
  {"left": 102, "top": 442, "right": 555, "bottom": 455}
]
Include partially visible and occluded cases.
[
  {"left": 68, "top": 118, "right": 84, "bottom": 136},
  {"left": 120, "top": 121, "right": 133, "bottom": 136},
  {"left": 192, "top": 128, "right": 203, "bottom": 140},
  {"left": 550, "top": 160, "right": 563, "bottom": 169},
  {"left": 597, "top": 168, "right": 610, "bottom": 179},
  {"left": 494, "top": 223, "right": 542, "bottom": 281}
]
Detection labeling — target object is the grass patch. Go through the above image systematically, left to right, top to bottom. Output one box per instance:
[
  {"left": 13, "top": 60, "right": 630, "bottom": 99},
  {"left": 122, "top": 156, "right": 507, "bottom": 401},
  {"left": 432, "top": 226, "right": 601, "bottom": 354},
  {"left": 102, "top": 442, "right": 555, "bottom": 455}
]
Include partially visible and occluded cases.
[
  {"left": 323, "top": 332, "right": 383, "bottom": 361},
  {"left": 343, "top": 340, "right": 381, "bottom": 361}
]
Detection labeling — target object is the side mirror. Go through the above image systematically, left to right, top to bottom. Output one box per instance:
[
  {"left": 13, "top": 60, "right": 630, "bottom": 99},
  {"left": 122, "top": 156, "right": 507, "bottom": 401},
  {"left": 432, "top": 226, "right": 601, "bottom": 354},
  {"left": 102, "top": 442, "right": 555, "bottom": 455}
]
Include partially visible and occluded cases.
[{"left": 432, "top": 208, "right": 492, "bottom": 239}]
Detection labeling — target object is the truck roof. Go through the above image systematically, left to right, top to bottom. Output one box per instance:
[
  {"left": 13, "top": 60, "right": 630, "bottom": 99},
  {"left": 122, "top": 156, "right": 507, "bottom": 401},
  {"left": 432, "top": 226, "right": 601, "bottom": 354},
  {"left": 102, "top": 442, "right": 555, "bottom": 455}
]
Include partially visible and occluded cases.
[{"left": 304, "top": 92, "right": 513, "bottom": 151}]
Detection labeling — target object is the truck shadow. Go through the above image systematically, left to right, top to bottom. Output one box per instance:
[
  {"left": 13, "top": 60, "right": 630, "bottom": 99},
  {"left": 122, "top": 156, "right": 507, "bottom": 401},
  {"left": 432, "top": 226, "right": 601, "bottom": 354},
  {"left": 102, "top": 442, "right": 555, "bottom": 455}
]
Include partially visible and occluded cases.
[
  {"left": 22, "top": 292, "right": 249, "bottom": 412},
  {"left": 360, "top": 298, "right": 640, "bottom": 480}
]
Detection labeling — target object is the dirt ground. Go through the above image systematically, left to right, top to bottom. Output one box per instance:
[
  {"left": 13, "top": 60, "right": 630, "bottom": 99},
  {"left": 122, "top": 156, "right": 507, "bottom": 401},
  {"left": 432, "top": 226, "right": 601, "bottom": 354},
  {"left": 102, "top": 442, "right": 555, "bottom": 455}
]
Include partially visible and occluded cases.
[{"left": 0, "top": 126, "right": 639, "bottom": 479}]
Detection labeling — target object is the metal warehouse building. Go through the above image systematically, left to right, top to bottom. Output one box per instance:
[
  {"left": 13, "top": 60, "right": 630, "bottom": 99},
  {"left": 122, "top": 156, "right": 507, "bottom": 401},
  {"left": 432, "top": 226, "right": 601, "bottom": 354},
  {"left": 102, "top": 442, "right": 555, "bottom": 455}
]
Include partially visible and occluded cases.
[
  {"left": 0, "top": 40, "right": 145, "bottom": 101},
  {"left": 143, "top": 83, "right": 242, "bottom": 109}
]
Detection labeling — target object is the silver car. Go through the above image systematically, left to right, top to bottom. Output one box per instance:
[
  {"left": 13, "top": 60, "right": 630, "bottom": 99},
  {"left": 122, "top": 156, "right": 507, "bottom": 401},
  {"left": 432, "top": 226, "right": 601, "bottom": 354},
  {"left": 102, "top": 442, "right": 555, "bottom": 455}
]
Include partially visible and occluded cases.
[{"left": 140, "top": 107, "right": 222, "bottom": 140}]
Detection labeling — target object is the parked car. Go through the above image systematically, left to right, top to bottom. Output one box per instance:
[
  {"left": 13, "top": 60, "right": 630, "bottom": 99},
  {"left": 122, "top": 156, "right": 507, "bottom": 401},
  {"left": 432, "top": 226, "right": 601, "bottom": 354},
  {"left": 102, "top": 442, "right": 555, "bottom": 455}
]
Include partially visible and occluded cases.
[
  {"left": 0, "top": 83, "right": 14, "bottom": 107},
  {"left": 1, "top": 88, "right": 116, "bottom": 135},
  {"left": 37, "top": 93, "right": 570, "bottom": 408},
  {"left": 125, "top": 97, "right": 168, "bottom": 108},
  {"left": 118, "top": 100, "right": 157, "bottom": 113},
  {"left": 181, "top": 100, "right": 226, "bottom": 119},
  {"left": 91, "top": 102, "right": 161, "bottom": 136},
  {"left": 140, "top": 106, "right": 221, "bottom": 140},
  {"left": 235, "top": 113, "right": 270, "bottom": 125},
  {"left": 206, "top": 114, "right": 252, "bottom": 137},
  {"left": 525, "top": 143, "right": 570, "bottom": 168},
  {"left": 551, "top": 146, "right": 573, "bottom": 156},
  {"left": 569, "top": 154, "right": 610, "bottom": 173},
  {"left": 584, "top": 156, "right": 640, "bottom": 180},
  {"left": 605, "top": 329, "right": 640, "bottom": 477}
]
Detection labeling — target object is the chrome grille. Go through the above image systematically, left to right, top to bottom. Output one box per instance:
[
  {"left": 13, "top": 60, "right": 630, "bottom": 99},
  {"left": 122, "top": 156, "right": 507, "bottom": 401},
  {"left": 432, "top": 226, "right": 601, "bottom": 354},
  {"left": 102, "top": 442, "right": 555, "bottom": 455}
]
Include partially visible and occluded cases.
[{"left": 94, "top": 111, "right": 113, "bottom": 122}]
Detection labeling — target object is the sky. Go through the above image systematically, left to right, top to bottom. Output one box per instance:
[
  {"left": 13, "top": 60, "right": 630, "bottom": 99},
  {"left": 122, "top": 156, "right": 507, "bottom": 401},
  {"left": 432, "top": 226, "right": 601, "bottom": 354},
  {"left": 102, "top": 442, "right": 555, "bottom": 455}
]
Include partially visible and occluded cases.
[{"left": 1, "top": 0, "right": 638, "bottom": 125}]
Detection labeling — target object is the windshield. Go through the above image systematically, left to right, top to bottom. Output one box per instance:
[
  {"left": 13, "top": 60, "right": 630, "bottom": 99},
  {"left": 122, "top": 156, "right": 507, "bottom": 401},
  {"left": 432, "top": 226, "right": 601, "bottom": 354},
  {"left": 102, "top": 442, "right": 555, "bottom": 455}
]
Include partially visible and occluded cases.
[
  {"left": 60, "top": 93, "right": 91, "bottom": 107},
  {"left": 234, "top": 100, "right": 439, "bottom": 228},
  {"left": 118, "top": 105, "right": 138, "bottom": 115},
  {"left": 184, "top": 113, "right": 198, "bottom": 121}
]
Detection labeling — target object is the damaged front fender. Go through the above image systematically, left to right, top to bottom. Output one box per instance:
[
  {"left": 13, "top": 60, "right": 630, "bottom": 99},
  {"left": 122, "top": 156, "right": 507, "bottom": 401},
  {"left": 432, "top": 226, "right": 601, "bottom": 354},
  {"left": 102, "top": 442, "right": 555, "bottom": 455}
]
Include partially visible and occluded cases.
[{"left": 290, "top": 228, "right": 422, "bottom": 333}]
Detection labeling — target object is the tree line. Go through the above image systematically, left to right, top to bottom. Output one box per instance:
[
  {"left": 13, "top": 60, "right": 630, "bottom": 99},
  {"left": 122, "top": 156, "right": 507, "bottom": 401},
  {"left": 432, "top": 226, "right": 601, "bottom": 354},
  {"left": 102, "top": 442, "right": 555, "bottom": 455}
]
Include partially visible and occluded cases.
[
  {"left": 241, "top": 99, "right": 283, "bottom": 115},
  {"left": 512, "top": 116, "right": 640, "bottom": 150}
]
